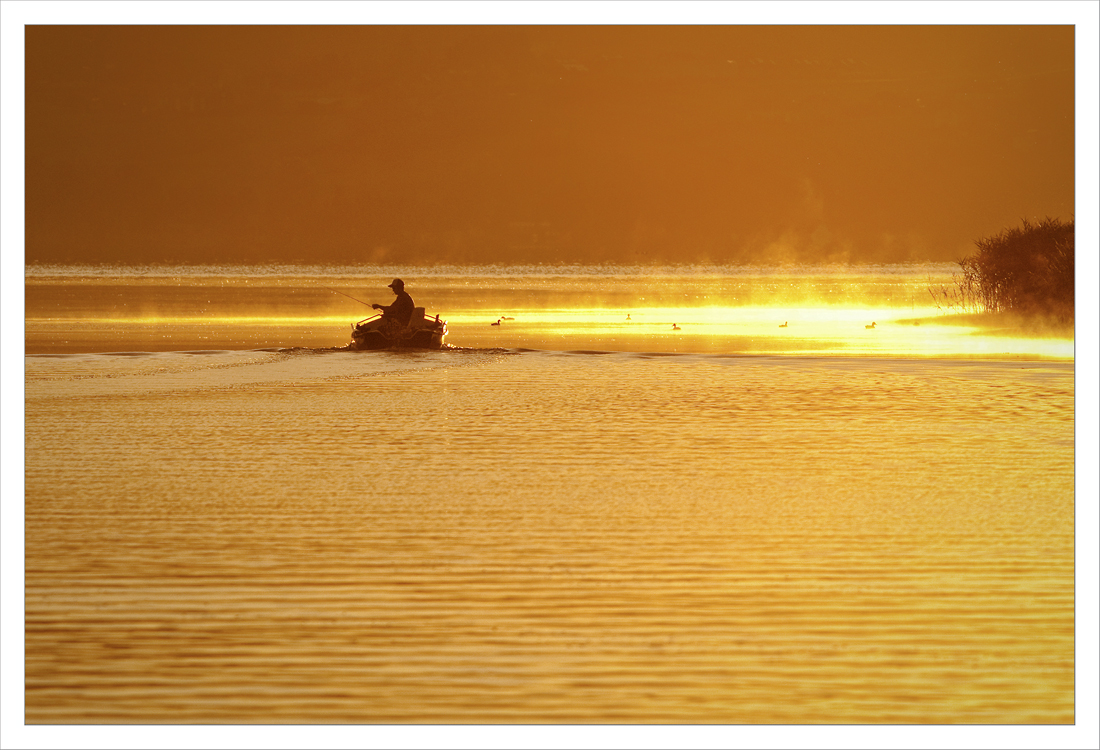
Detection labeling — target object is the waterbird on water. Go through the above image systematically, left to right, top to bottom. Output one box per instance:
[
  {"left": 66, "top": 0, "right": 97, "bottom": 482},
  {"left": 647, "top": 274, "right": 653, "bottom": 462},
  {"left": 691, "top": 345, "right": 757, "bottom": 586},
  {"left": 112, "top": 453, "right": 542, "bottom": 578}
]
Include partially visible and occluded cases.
[
  {"left": 491, "top": 319, "right": 501, "bottom": 326},
  {"left": 779, "top": 321, "right": 788, "bottom": 328},
  {"left": 866, "top": 322, "right": 877, "bottom": 329},
  {"left": 672, "top": 324, "right": 680, "bottom": 331}
]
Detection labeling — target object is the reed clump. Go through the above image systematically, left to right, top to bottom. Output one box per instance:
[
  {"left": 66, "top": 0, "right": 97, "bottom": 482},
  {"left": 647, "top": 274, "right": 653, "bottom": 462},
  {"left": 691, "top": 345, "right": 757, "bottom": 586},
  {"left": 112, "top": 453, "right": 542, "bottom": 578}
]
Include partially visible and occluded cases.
[{"left": 929, "top": 218, "right": 1074, "bottom": 321}]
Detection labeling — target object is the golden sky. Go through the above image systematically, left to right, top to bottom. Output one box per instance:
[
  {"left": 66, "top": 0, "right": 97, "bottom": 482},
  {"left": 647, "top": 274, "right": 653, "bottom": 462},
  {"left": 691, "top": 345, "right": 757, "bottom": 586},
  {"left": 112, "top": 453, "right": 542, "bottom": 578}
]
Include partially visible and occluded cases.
[{"left": 25, "top": 25, "right": 1074, "bottom": 265}]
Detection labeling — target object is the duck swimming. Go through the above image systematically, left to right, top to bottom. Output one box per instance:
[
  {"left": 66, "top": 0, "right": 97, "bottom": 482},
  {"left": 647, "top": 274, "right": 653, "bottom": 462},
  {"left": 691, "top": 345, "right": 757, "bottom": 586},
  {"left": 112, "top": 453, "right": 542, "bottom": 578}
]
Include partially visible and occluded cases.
[
  {"left": 491, "top": 319, "right": 501, "bottom": 326},
  {"left": 779, "top": 321, "right": 788, "bottom": 328},
  {"left": 866, "top": 322, "right": 876, "bottom": 329},
  {"left": 672, "top": 324, "right": 681, "bottom": 331}
]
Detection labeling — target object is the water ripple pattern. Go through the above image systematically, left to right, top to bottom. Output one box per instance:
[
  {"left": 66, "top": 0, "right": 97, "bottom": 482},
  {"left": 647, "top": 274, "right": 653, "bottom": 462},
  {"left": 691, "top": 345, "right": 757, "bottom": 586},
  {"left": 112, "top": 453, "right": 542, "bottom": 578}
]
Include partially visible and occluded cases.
[{"left": 25, "top": 350, "right": 1074, "bottom": 723}]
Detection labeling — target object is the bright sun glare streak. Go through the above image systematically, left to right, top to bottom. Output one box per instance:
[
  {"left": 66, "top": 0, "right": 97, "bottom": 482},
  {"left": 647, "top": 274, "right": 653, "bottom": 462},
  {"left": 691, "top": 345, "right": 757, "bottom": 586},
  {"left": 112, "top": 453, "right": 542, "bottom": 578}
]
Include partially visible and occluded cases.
[
  {"left": 32, "top": 302, "right": 1076, "bottom": 361},
  {"left": 441, "top": 306, "right": 1074, "bottom": 359},
  {"left": 71, "top": 307, "right": 1063, "bottom": 359}
]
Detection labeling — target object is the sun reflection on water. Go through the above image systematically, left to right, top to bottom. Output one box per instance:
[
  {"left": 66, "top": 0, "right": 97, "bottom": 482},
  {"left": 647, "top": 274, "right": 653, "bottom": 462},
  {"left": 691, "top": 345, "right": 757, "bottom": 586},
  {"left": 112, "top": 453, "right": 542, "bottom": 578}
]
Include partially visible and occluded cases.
[
  {"left": 23, "top": 267, "right": 1074, "bottom": 360},
  {"left": 445, "top": 306, "right": 1074, "bottom": 359}
]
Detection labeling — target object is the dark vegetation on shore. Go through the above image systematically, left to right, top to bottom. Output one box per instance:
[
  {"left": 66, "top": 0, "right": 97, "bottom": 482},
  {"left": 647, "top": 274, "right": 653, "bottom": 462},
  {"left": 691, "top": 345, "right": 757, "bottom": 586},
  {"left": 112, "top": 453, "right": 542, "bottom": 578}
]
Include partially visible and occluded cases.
[{"left": 929, "top": 218, "right": 1074, "bottom": 323}]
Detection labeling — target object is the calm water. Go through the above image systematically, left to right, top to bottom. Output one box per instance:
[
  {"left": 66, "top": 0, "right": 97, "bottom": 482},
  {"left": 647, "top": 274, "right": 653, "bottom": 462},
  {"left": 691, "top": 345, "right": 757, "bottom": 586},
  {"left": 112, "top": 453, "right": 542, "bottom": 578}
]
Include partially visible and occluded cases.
[{"left": 22, "top": 266, "right": 1076, "bottom": 725}]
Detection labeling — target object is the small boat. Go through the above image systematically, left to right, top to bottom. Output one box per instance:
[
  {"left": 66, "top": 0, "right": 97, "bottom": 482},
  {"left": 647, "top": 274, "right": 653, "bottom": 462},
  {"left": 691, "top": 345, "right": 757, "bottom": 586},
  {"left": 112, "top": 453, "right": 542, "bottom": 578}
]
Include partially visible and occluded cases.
[{"left": 350, "top": 307, "right": 447, "bottom": 350}]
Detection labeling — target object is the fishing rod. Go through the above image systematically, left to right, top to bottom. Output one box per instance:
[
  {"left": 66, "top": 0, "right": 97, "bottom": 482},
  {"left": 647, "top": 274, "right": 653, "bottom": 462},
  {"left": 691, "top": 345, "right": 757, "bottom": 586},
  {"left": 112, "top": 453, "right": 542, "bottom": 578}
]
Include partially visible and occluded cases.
[{"left": 323, "top": 286, "right": 373, "bottom": 308}]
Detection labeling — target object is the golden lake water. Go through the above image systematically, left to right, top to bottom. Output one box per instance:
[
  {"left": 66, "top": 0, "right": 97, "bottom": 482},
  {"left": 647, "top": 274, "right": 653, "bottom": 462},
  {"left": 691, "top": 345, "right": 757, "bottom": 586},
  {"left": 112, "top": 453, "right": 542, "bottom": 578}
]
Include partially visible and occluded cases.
[{"left": 21, "top": 265, "right": 1078, "bottom": 727}]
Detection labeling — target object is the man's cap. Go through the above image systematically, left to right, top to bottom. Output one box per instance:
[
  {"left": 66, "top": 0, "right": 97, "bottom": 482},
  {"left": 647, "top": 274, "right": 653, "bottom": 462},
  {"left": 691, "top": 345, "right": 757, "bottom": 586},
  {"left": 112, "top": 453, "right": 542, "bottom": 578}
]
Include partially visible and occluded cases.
[{"left": 387, "top": 278, "right": 404, "bottom": 290}]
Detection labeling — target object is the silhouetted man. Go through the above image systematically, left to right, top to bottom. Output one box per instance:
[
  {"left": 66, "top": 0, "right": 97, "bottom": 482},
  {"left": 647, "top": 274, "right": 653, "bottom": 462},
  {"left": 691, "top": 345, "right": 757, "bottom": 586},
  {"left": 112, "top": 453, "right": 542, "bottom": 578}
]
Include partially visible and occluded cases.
[{"left": 372, "top": 278, "right": 415, "bottom": 327}]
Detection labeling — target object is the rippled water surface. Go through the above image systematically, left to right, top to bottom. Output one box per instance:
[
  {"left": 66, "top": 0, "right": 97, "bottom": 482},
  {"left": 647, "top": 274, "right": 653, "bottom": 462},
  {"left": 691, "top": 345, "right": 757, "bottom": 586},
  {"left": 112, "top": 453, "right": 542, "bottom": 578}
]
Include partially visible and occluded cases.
[{"left": 23, "top": 267, "right": 1076, "bottom": 724}]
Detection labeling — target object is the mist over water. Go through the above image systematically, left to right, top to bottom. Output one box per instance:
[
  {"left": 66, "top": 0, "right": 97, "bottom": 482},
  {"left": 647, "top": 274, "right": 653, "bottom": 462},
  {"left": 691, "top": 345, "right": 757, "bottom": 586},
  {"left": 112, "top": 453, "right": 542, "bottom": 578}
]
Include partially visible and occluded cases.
[{"left": 24, "top": 263, "right": 1073, "bottom": 359}]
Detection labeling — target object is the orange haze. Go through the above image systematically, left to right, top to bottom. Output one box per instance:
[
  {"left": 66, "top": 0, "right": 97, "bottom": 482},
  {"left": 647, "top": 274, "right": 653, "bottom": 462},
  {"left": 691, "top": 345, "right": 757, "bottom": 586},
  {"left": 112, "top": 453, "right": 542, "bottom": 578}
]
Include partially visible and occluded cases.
[{"left": 25, "top": 25, "right": 1074, "bottom": 266}]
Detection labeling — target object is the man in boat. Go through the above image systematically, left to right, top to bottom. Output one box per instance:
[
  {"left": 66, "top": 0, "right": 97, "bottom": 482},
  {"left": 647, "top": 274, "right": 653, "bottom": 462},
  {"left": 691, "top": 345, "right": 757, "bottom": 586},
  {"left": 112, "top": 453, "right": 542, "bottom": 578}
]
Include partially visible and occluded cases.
[{"left": 372, "top": 278, "right": 415, "bottom": 332}]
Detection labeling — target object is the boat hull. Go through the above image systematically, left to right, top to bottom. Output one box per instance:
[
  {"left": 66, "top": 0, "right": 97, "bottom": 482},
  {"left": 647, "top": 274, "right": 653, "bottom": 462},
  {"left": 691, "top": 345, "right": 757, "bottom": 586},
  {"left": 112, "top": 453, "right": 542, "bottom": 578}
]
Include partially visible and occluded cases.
[
  {"left": 350, "top": 310, "right": 447, "bottom": 351},
  {"left": 351, "top": 326, "right": 446, "bottom": 351}
]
